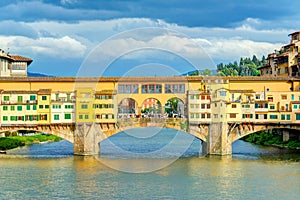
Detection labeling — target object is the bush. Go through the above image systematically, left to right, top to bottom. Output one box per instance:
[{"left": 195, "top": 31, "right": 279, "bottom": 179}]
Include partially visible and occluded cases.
[{"left": 0, "top": 138, "right": 25, "bottom": 150}]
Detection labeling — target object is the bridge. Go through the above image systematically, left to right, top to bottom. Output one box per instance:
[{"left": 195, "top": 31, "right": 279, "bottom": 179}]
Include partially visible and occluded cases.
[
  {"left": 1, "top": 76, "right": 300, "bottom": 155},
  {"left": 1, "top": 118, "right": 299, "bottom": 155}
]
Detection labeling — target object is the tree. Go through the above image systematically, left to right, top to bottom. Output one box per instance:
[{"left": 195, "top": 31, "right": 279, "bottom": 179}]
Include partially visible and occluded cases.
[{"left": 203, "top": 69, "right": 212, "bottom": 76}]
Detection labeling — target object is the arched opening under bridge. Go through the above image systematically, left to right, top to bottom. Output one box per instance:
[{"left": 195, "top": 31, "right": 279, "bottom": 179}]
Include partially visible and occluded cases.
[{"left": 99, "top": 127, "right": 204, "bottom": 158}]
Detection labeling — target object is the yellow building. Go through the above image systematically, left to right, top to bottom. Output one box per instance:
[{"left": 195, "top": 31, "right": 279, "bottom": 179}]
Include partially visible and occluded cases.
[{"left": 37, "top": 89, "right": 51, "bottom": 124}]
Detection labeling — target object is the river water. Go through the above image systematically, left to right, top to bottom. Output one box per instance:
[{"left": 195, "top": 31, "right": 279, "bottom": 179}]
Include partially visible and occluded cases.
[{"left": 0, "top": 128, "right": 299, "bottom": 199}]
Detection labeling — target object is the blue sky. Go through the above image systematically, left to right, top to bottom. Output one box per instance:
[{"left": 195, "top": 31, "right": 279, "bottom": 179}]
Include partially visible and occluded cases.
[{"left": 0, "top": 0, "right": 300, "bottom": 76}]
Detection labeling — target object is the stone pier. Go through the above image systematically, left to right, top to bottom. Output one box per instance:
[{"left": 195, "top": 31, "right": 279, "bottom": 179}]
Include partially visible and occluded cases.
[
  {"left": 202, "top": 122, "right": 232, "bottom": 155},
  {"left": 74, "top": 123, "right": 102, "bottom": 155},
  {"left": 282, "top": 130, "right": 290, "bottom": 142}
]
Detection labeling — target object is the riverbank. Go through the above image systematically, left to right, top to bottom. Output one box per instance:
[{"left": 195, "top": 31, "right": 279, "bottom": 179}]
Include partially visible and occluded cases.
[
  {"left": 242, "top": 131, "right": 300, "bottom": 150},
  {"left": 0, "top": 134, "right": 62, "bottom": 152}
]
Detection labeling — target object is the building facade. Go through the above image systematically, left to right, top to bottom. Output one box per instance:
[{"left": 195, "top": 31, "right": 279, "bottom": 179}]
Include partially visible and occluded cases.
[
  {"left": 260, "top": 31, "right": 300, "bottom": 77},
  {"left": 0, "top": 49, "right": 32, "bottom": 77}
]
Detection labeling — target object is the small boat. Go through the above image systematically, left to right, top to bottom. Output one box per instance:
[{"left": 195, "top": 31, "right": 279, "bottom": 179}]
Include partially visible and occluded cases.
[{"left": 0, "top": 150, "right": 7, "bottom": 154}]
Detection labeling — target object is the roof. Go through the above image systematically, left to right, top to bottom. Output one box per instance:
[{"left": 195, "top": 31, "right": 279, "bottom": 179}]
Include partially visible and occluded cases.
[
  {"left": 288, "top": 31, "right": 300, "bottom": 36},
  {"left": 10, "top": 55, "right": 33, "bottom": 65}
]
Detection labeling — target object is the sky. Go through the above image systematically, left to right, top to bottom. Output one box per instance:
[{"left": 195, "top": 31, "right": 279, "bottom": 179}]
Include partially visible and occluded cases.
[{"left": 0, "top": 0, "right": 300, "bottom": 76}]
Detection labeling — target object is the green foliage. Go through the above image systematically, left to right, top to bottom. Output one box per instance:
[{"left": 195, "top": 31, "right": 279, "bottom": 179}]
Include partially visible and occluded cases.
[
  {"left": 217, "top": 55, "right": 264, "bottom": 76},
  {"left": 188, "top": 69, "right": 212, "bottom": 76},
  {"left": 243, "top": 130, "right": 300, "bottom": 149},
  {"left": 0, "top": 134, "right": 62, "bottom": 150},
  {"left": 0, "top": 138, "right": 25, "bottom": 150}
]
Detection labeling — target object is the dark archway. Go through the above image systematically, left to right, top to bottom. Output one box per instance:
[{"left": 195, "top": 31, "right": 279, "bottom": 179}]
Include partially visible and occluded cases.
[
  {"left": 164, "top": 97, "right": 185, "bottom": 118},
  {"left": 118, "top": 98, "right": 138, "bottom": 118},
  {"left": 141, "top": 98, "right": 162, "bottom": 118}
]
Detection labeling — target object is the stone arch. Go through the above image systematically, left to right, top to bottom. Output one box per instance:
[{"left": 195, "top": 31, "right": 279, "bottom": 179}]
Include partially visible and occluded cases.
[
  {"left": 117, "top": 97, "right": 139, "bottom": 118},
  {"left": 141, "top": 97, "right": 162, "bottom": 117},
  {"left": 164, "top": 97, "right": 186, "bottom": 118},
  {"left": 229, "top": 123, "right": 300, "bottom": 144},
  {"left": 0, "top": 124, "right": 75, "bottom": 143}
]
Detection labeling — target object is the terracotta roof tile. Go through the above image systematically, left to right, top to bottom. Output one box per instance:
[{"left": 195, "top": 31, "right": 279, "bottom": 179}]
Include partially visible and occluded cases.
[{"left": 10, "top": 55, "right": 33, "bottom": 65}]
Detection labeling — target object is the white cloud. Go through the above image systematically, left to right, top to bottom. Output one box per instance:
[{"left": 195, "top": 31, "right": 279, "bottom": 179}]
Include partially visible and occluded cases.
[
  {"left": 61, "top": 0, "right": 78, "bottom": 6},
  {"left": 0, "top": 17, "right": 294, "bottom": 72},
  {"left": 0, "top": 35, "right": 86, "bottom": 58}
]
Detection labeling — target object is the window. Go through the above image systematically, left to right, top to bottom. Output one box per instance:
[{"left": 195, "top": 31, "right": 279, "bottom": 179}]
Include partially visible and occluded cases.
[
  {"left": 118, "top": 84, "right": 138, "bottom": 94},
  {"left": 142, "top": 84, "right": 162, "bottom": 94},
  {"left": 165, "top": 84, "right": 185, "bottom": 94},
  {"left": 266, "top": 88, "right": 270, "bottom": 92},
  {"left": 219, "top": 91, "right": 226, "bottom": 97},
  {"left": 55, "top": 93, "right": 59, "bottom": 101},
  {"left": 66, "top": 93, "right": 70, "bottom": 101},
  {"left": 232, "top": 94, "right": 235, "bottom": 101},
  {"left": 291, "top": 94, "right": 295, "bottom": 101},
  {"left": 30, "top": 95, "right": 36, "bottom": 101},
  {"left": 190, "top": 95, "right": 194, "bottom": 100},
  {"left": 201, "top": 95, "right": 205, "bottom": 100},
  {"left": 206, "top": 95, "right": 210, "bottom": 100},
  {"left": 255, "top": 95, "right": 260, "bottom": 100},
  {"left": 281, "top": 95, "right": 287, "bottom": 100},
  {"left": 3, "top": 96, "right": 9, "bottom": 101},
  {"left": 17, "top": 96, "right": 23, "bottom": 103},
  {"left": 42, "top": 96, "right": 47, "bottom": 100},
  {"left": 267, "top": 97, "right": 273, "bottom": 102},
  {"left": 81, "top": 104, "right": 88, "bottom": 109},
  {"left": 201, "top": 104, "right": 205, "bottom": 109},
  {"left": 206, "top": 104, "right": 210, "bottom": 109},
  {"left": 232, "top": 104, "right": 237, "bottom": 108},
  {"left": 242, "top": 104, "right": 250, "bottom": 108},
  {"left": 294, "top": 104, "right": 298, "bottom": 109},
  {"left": 26, "top": 105, "right": 30, "bottom": 110},
  {"left": 33, "top": 105, "right": 37, "bottom": 110},
  {"left": 39, "top": 105, "right": 43, "bottom": 109},
  {"left": 45, "top": 105, "right": 49, "bottom": 109},
  {"left": 53, "top": 105, "right": 61, "bottom": 109},
  {"left": 65, "top": 105, "right": 74, "bottom": 109},
  {"left": 270, "top": 105, "right": 275, "bottom": 110},
  {"left": 3, "top": 106, "right": 8, "bottom": 111},
  {"left": 10, "top": 106, "right": 15, "bottom": 111},
  {"left": 17, "top": 106, "right": 22, "bottom": 111},
  {"left": 190, "top": 113, "right": 194, "bottom": 118},
  {"left": 196, "top": 113, "right": 199, "bottom": 118},
  {"left": 201, "top": 113, "right": 205, "bottom": 118},
  {"left": 230, "top": 113, "right": 236, "bottom": 118},
  {"left": 54, "top": 114, "right": 59, "bottom": 120},
  {"left": 64, "top": 114, "right": 71, "bottom": 119},
  {"left": 85, "top": 114, "right": 89, "bottom": 119},
  {"left": 207, "top": 114, "right": 211, "bottom": 118},
  {"left": 214, "top": 114, "right": 218, "bottom": 119},
  {"left": 281, "top": 114, "right": 285, "bottom": 120},
  {"left": 287, "top": 114, "right": 291, "bottom": 120},
  {"left": 296, "top": 114, "right": 300, "bottom": 120},
  {"left": 79, "top": 115, "right": 83, "bottom": 119},
  {"left": 270, "top": 115, "right": 278, "bottom": 119},
  {"left": 3, "top": 116, "right": 8, "bottom": 121},
  {"left": 10, "top": 116, "right": 17, "bottom": 121}
]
